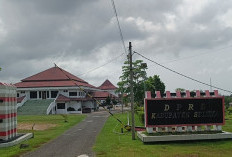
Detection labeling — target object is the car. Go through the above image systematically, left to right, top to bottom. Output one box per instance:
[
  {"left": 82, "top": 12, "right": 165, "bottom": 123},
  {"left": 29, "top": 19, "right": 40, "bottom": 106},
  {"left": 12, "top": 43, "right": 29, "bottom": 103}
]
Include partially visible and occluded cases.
[{"left": 82, "top": 107, "right": 91, "bottom": 113}]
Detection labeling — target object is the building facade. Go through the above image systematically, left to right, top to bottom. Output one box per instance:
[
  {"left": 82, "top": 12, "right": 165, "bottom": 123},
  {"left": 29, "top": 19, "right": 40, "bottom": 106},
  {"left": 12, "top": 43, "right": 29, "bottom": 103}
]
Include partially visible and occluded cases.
[{"left": 15, "top": 66, "right": 100, "bottom": 114}]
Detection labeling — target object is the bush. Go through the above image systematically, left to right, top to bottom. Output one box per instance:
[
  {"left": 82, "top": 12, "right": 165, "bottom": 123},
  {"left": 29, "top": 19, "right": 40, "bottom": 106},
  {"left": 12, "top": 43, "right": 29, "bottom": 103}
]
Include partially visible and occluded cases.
[
  {"left": 67, "top": 107, "right": 76, "bottom": 111},
  {"left": 228, "top": 107, "right": 232, "bottom": 115},
  {"left": 137, "top": 111, "right": 144, "bottom": 124}
]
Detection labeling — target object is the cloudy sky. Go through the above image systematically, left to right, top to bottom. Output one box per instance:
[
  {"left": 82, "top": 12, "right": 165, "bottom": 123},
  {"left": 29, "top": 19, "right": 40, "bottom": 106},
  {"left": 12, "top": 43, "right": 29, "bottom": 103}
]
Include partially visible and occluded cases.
[{"left": 0, "top": 0, "right": 232, "bottom": 95}]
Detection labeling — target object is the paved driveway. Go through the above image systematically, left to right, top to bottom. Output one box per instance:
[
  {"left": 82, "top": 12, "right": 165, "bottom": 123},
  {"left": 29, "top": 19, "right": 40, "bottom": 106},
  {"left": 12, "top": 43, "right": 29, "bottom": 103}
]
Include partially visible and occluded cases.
[{"left": 22, "top": 111, "right": 109, "bottom": 157}]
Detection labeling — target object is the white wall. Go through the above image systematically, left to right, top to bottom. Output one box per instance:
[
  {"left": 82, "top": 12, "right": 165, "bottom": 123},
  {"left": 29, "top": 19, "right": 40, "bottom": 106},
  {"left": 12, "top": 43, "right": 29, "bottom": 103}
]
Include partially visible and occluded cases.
[
  {"left": 67, "top": 101, "right": 82, "bottom": 111},
  {"left": 83, "top": 101, "right": 94, "bottom": 109},
  {"left": 56, "top": 102, "right": 67, "bottom": 114}
]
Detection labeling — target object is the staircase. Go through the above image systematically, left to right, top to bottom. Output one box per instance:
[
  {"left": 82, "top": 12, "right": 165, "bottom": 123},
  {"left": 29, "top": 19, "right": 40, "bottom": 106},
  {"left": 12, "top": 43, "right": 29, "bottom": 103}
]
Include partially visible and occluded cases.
[{"left": 17, "top": 99, "right": 54, "bottom": 115}]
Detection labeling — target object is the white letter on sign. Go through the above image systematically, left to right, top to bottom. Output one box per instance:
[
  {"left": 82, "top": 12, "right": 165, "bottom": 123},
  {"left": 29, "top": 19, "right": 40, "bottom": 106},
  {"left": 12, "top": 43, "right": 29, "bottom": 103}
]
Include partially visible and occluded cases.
[{"left": 164, "top": 104, "right": 169, "bottom": 111}]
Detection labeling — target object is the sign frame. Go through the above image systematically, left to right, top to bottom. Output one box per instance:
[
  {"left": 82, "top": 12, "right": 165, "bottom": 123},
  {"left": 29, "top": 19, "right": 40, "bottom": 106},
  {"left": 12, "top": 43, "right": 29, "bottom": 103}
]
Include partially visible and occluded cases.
[{"left": 145, "top": 96, "right": 225, "bottom": 128}]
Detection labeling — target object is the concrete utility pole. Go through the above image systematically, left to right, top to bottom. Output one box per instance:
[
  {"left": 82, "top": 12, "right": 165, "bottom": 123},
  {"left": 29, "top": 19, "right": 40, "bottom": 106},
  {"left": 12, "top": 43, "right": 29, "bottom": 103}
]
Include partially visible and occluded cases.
[
  {"left": 129, "top": 42, "right": 135, "bottom": 140},
  {"left": 121, "top": 94, "right": 124, "bottom": 114}
]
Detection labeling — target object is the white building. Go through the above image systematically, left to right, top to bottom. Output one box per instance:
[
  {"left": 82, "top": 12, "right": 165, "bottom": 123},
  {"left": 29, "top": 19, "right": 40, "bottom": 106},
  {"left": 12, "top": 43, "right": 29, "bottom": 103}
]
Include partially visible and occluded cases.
[{"left": 15, "top": 66, "right": 99, "bottom": 114}]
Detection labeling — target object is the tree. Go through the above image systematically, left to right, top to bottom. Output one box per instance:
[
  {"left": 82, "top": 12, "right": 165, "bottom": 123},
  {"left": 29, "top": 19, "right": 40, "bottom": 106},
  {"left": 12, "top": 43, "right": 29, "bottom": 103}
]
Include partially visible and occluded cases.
[
  {"left": 117, "top": 60, "right": 147, "bottom": 105},
  {"left": 145, "top": 75, "right": 165, "bottom": 94},
  {"left": 175, "top": 88, "right": 186, "bottom": 92},
  {"left": 103, "top": 96, "right": 111, "bottom": 106},
  {"left": 224, "top": 96, "right": 232, "bottom": 109},
  {"left": 112, "top": 98, "right": 118, "bottom": 106}
]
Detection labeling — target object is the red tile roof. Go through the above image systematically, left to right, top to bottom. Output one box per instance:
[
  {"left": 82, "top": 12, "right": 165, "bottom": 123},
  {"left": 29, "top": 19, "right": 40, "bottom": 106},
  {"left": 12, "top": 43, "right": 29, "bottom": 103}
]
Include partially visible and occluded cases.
[
  {"left": 15, "top": 67, "right": 96, "bottom": 89},
  {"left": 22, "top": 67, "right": 86, "bottom": 82},
  {"left": 98, "top": 79, "right": 117, "bottom": 90},
  {"left": 92, "top": 91, "right": 118, "bottom": 99},
  {"left": 56, "top": 94, "right": 93, "bottom": 102},
  {"left": 17, "top": 96, "right": 26, "bottom": 103}
]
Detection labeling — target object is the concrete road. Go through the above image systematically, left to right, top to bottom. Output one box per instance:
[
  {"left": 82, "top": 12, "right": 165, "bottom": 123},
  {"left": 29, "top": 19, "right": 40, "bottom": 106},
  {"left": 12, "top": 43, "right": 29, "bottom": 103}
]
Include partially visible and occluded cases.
[{"left": 22, "top": 111, "right": 109, "bottom": 157}]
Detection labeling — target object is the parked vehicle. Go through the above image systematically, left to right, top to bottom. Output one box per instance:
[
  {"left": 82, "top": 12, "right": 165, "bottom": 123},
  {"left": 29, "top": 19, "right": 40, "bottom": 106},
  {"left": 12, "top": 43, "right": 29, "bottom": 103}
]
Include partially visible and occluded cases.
[{"left": 82, "top": 107, "right": 91, "bottom": 113}]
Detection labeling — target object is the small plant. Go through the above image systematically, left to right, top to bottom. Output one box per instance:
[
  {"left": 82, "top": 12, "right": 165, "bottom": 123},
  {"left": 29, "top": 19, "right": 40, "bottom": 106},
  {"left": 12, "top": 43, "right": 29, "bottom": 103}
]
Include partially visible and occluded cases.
[
  {"left": 67, "top": 107, "right": 75, "bottom": 111},
  {"left": 60, "top": 114, "right": 68, "bottom": 122}
]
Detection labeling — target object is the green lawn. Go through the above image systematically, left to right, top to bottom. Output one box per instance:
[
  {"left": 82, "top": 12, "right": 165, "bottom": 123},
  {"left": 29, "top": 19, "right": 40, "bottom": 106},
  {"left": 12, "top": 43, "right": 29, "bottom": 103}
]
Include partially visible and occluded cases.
[
  {"left": 94, "top": 112, "right": 232, "bottom": 157},
  {"left": 0, "top": 114, "right": 86, "bottom": 157}
]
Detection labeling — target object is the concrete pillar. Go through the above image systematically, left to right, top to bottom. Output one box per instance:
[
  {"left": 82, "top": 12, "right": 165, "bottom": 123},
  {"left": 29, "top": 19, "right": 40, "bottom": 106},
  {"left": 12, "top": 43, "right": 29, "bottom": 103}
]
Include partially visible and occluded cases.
[
  {"left": 0, "top": 83, "right": 17, "bottom": 141},
  {"left": 205, "top": 125, "right": 211, "bottom": 131},
  {"left": 213, "top": 125, "right": 222, "bottom": 131},
  {"left": 176, "top": 126, "right": 182, "bottom": 132},
  {"left": 187, "top": 126, "right": 192, "bottom": 132},
  {"left": 196, "top": 126, "right": 202, "bottom": 131},
  {"left": 146, "top": 127, "right": 153, "bottom": 134},
  {"left": 157, "top": 127, "right": 163, "bottom": 132},
  {"left": 167, "top": 127, "right": 172, "bottom": 132}
]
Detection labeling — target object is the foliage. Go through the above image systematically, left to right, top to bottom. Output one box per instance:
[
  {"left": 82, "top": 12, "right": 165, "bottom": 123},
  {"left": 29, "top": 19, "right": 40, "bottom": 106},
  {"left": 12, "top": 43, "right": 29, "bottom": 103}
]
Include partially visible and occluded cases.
[
  {"left": 116, "top": 60, "right": 147, "bottom": 105},
  {"left": 117, "top": 60, "right": 166, "bottom": 106},
  {"left": 145, "top": 75, "right": 165, "bottom": 94},
  {"left": 176, "top": 88, "right": 186, "bottom": 92},
  {"left": 102, "top": 96, "right": 112, "bottom": 107},
  {"left": 225, "top": 96, "right": 232, "bottom": 109},
  {"left": 111, "top": 98, "right": 118, "bottom": 105},
  {"left": 67, "top": 107, "right": 75, "bottom": 111},
  {"left": 228, "top": 107, "right": 232, "bottom": 115},
  {"left": 94, "top": 113, "right": 232, "bottom": 157},
  {"left": 0, "top": 115, "right": 86, "bottom": 157}
]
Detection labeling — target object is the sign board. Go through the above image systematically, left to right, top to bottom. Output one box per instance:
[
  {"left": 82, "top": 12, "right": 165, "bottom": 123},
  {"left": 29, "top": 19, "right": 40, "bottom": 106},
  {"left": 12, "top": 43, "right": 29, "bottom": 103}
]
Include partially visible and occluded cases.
[{"left": 145, "top": 97, "right": 224, "bottom": 127}]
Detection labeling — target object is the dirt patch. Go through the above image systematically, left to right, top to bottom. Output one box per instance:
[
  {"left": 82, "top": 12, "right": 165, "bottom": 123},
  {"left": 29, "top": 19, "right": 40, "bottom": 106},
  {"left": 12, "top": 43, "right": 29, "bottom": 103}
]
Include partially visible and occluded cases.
[{"left": 17, "top": 123, "right": 57, "bottom": 131}]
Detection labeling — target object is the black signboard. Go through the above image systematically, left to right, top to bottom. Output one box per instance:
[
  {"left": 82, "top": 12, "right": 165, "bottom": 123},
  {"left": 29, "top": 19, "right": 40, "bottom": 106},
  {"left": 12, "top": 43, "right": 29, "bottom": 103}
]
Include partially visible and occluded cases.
[{"left": 145, "top": 97, "right": 224, "bottom": 127}]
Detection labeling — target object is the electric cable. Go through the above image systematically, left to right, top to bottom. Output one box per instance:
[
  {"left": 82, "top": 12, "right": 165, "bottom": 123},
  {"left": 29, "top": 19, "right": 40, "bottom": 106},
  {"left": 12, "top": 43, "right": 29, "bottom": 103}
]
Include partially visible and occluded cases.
[
  {"left": 111, "top": 0, "right": 127, "bottom": 54},
  {"left": 160, "top": 44, "right": 232, "bottom": 64},
  {"left": 134, "top": 51, "right": 232, "bottom": 94},
  {"left": 78, "top": 52, "right": 125, "bottom": 76},
  {"left": 55, "top": 64, "right": 131, "bottom": 131}
]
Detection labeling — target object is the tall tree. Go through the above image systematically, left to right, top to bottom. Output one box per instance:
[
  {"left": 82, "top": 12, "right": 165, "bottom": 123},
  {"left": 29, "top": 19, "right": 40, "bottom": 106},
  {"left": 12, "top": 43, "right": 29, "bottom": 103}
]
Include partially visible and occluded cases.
[
  {"left": 117, "top": 60, "right": 147, "bottom": 105},
  {"left": 145, "top": 75, "right": 165, "bottom": 94}
]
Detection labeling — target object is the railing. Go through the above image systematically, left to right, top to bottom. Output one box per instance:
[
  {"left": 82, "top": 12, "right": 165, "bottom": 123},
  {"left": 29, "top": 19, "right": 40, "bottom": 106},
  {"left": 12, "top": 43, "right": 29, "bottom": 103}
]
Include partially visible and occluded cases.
[
  {"left": 16, "top": 96, "right": 28, "bottom": 109},
  {"left": 46, "top": 100, "right": 56, "bottom": 115}
]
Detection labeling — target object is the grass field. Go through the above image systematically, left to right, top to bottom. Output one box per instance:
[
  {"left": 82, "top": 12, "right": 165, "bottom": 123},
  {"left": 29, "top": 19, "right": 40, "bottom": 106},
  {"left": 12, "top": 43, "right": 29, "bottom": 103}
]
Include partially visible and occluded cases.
[
  {"left": 94, "top": 112, "right": 232, "bottom": 157},
  {"left": 0, "top": 114, "right": 86, "bottom": 157}
]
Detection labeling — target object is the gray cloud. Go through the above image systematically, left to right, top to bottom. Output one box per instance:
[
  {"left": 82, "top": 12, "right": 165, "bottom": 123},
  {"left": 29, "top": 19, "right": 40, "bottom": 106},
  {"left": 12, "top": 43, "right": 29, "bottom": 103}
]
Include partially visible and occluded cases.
[{"left": 0, "top": 0, "right": 232, "bottom": 94}]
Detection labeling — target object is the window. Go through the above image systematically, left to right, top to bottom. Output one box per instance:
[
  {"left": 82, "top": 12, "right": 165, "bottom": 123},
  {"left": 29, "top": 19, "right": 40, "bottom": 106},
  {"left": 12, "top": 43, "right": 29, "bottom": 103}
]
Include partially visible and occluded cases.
[
  {"left": 63, "top": 90, "right": 68, "bottom": 92},
  {"left": 30, "top": 91, "right": 37, "bottom": 99},
  {"left": 39, "top": 91, "right": 42, "bottom": 98},
  {"left": 47, "top": 91, "right": 49, "bottom": 98},
  {"left": 51, "top": 91, "right": 58, "bottom": 98},
  {"left": 69, "top": 92, "right": 77, "bottom": 96},
  {"left": 79, "top": 92, "right": 84, "bottom": 96},
  {"left": 17, "top": 93, "right": 19, "bottom": 97},
  {"left": 0, "top": 99, "right": 3, "bottom": 103},
  {"left": 57, "top": 103, "right": 65, "bottom": 109},
  {"left": 0, "top": 119, "right": 3, "bottom": 123}
]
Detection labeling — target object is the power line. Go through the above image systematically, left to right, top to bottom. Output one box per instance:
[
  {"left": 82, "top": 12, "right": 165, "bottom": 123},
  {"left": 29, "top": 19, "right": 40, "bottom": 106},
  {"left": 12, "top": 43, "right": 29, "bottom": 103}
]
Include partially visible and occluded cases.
[
  {"left": 77, "top": 0, "right": 127, "bottom": 77},
  {"left": 111, "top": 0, "right": 127, "bottom": 54},
  {"left": 160, "top": 44, "right": 232, "bottom": 64},
  {"left": 134, "top": 51, "right": 232, "bottom": 94},
  {"left": 78, "top": 53, "right": 125, "bottom": 76}
]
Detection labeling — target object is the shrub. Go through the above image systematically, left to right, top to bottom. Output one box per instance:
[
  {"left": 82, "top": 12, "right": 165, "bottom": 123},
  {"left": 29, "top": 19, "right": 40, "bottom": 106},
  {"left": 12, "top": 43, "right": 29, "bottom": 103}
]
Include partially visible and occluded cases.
[
  {"left": 67, "top": 107, "right": 76, "bottom": 111},
  {"left": 137, "top": 111, "right": 144, "bottom": 124}
]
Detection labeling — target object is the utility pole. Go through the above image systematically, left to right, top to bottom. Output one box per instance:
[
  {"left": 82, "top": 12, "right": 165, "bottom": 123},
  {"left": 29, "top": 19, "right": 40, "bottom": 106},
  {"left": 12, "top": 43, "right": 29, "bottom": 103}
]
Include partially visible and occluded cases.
[
  {"left": 129, "top": 42, "right": 135, "bottom": 140},
  {"left": 121, "top": 93, "right": 124, "bottom": 114}
]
